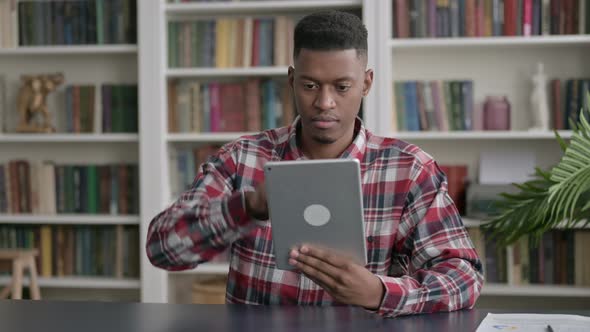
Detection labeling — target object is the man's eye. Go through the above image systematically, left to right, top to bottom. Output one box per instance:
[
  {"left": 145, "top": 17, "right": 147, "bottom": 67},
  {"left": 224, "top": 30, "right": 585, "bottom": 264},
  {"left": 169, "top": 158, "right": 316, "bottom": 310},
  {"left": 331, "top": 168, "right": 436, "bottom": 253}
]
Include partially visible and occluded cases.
[
  {"left": 303, "top": 83, "right": 317, "bottom": 89},
  {"left": 337, "top": 85, "right": 350, "bottom": 92}
]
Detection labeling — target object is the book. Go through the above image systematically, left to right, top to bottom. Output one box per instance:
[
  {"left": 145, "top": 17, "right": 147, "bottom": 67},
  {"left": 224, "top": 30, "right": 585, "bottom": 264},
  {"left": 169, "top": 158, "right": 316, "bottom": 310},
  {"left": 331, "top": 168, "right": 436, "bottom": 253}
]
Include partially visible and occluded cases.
[
  {"left": 0, "top": 74, "right": 6, "bottom": 133},
  {"left": 440, "top": 164, "right": 468, "bottom": 215}
]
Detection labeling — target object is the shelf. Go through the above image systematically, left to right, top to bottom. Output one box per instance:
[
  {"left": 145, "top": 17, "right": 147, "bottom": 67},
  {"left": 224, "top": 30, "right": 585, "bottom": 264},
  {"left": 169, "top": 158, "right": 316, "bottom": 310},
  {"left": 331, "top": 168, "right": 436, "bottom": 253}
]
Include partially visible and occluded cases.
[
  {"left": 165, "top": 0, "right": 362, "bottom": 16},
  {"left": 389, "top": 35, "right": 590, "bottom": 49},
  {"left": 0, "top": 45, "right": 138, "bottom": 55},
  {"left": 167, "top": 66, "right": 288, "bottom": 78},
  {"left": 392, "top": 130, "right": 573, "bottom": 140},
  {"left": 168, "top": 131, "right": 573, "bottom": 143},
  {"left": 167, "top": 132, "right": 256, "bottom": 143},
  {"left": 0, "top": 133, "right": 139, "bottom": 143},
  {"left": 0, "top": 214, "right": 140, "bottom": 225},
  {"left": 462, "top": 218, "right": 486, "bottom": 227},
  {"left": 462, "top": 218, "right": 590, "bottom": 229},
  {"left": 169, "top": 263, "right": 229, "bottom": 275},
  {"left": 0, "top": 276, "right": 140, "bottom": 289},
  {"left": 483, "top": 283, "right": 590, "bottom": 297}
]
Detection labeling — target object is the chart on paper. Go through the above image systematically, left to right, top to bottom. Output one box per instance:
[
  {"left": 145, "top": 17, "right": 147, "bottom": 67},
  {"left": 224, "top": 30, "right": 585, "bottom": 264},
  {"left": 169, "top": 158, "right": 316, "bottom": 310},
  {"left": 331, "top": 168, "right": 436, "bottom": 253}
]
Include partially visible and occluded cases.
[{"left": 476, "top": 313, "right": 590, "bottom": 332}]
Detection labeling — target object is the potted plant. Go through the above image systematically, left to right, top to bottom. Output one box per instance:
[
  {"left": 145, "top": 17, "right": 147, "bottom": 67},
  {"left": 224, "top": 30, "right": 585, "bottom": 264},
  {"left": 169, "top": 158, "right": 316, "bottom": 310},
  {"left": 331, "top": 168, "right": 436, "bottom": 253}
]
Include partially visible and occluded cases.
[{"left": 482, "top": 94, "right": 590, "bottom": 246}]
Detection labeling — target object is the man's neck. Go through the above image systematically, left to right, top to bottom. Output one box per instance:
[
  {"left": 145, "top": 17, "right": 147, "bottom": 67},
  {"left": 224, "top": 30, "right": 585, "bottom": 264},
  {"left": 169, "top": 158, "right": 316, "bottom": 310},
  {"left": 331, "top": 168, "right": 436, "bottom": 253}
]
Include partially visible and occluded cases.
[
  {"left": 298, "top": 128, "right": 356, "bottom": 160},
  {"left": 301, "top": 142, "right": 347, "bottom": 159}
]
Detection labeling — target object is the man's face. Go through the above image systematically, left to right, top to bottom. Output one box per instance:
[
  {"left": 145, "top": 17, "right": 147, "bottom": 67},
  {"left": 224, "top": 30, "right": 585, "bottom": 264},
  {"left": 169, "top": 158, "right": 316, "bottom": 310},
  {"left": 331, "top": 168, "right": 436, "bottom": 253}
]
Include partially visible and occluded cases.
[{"left": 288, "top": 49, "right": 373, "bottom": 147}]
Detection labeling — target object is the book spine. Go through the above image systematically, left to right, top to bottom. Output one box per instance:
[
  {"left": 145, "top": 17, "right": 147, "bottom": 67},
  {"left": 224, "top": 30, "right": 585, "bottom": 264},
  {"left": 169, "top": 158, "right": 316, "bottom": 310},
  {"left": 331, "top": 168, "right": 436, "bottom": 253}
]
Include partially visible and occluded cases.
[{"left": 523, "top": 0, "right": 533, "bottom": 35}]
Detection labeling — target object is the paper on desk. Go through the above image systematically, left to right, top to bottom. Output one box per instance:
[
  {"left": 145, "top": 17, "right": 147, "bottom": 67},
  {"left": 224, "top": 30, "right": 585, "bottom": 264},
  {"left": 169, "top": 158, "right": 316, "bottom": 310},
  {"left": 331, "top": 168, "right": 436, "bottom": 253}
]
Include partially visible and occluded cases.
[{"left": 476, "top": 313, "right": 590, "bottom": 332}]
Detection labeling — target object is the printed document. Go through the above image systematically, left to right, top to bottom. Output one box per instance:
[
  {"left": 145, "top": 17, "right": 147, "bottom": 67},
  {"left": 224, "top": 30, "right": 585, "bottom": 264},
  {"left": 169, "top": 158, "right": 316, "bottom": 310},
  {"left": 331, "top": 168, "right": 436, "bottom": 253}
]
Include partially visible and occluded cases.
[{"left": 476, "top": 313, "right": 590, "bottom": 332}]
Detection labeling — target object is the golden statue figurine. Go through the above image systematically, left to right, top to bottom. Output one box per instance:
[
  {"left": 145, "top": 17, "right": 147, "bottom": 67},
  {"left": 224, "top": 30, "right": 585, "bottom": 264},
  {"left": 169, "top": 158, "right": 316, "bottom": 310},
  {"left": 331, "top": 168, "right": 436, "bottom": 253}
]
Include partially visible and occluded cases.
[{"left": 16, "top": 73, "right": 64, "bottom": 133}]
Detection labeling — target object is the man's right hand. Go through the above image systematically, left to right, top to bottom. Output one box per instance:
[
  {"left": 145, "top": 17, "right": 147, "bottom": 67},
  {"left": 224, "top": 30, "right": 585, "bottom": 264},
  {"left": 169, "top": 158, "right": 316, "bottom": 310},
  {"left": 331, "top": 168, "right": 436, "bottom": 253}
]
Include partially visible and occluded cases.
[{"left": 244, "top": 182, "right": 269, "bottom": 220}]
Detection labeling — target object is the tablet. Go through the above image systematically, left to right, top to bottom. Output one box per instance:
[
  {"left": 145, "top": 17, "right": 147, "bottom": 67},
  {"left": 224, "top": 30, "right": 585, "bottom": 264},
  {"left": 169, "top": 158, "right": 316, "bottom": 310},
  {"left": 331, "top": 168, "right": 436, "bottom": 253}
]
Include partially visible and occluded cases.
[{"left": 264, "top": 159, "right": 367, "bottom": 271}]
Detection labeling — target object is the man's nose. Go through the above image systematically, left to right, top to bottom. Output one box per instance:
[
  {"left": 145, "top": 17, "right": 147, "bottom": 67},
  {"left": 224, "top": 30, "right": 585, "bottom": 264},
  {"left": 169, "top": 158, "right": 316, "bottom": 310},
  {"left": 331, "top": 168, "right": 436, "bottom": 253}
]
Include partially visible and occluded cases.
[{"left": 313, "top": 87, "right": 336, "bottom": 111}]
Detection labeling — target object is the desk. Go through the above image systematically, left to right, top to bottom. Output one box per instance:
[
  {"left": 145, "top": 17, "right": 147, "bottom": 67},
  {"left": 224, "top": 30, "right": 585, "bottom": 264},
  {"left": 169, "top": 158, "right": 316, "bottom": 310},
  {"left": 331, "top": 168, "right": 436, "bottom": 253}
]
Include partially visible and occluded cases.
[{"left": 0, "top": 300, "right": 588, "bottom": 332}]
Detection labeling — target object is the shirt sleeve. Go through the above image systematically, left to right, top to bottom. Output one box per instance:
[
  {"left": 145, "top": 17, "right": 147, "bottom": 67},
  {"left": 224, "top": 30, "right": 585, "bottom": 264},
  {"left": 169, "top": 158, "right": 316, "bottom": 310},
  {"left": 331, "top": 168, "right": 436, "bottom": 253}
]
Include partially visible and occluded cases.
[
  {"left": 145, "top": 143, "right": 258, "bottom": 271},
  {"left": 374, "top": 161, "right": 484, "bottom": 317}
]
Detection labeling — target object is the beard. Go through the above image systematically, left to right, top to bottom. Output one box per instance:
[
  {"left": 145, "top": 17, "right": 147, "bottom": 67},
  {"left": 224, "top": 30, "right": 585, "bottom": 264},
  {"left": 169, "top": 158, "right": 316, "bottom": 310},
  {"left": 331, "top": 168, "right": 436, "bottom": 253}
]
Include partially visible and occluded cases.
[{"left": 311, "top": 132, "right": 337, "bottom": 144}]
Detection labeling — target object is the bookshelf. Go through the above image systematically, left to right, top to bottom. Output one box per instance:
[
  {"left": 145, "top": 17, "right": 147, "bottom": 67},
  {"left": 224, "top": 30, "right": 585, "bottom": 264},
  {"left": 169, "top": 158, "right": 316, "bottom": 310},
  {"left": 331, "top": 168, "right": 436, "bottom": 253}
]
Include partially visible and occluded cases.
[
  {"left": 0, "top": 0, "right": 140, "bottom": 300},
  {"left": 139, "top": 0, "right": 379, "bottom": 303},
  {"left": 141, "top": 0, "right": 590, "bottom": 308},
  {"left": 164, "top": 0, "right": 363, "bottom": 15},
  {"left": 374, "top": 0, "right": 588, "bottom": 177},
  {"left": 377, "top": 0, "right": 590, "bottom": 307},
  {"left": 389, "top": 35, "right": 590, "bottom": 48},
  {"left": 0, "top": 45, "right": 137, "bottom": 55},
  {"left": 167, "top": 67, "right": 288, "bottom": 78},
  {"left": 359, "top": 130, "right": 573, "bottom": 140},
  {"left": 167, "top": 132, "right": 256, "bottom": 143},
  {"left": 0, "top": 133, "right": 138, "bottom": 143},
  {"left": 0, "top": 214, "right": 139, "bottom": 225},
  {"left": 462, "top": 218, "right": 590, "bottom": 298},
  {"left": 169, "top": 263, "right": 230, "bottom": 275},
  {"left": 0, "top": 276, "right": 140, "bottom": 289},
  {"left": 482, "top": 284, "right": 590, "bottom": 297}
]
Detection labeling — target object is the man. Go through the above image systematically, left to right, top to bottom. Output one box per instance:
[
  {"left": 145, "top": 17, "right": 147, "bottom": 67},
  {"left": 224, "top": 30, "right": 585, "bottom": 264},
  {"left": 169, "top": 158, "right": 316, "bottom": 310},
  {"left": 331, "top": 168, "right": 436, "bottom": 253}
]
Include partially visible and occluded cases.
[{"left": 146, "top": 11, "right": 483, "bottom": 317}]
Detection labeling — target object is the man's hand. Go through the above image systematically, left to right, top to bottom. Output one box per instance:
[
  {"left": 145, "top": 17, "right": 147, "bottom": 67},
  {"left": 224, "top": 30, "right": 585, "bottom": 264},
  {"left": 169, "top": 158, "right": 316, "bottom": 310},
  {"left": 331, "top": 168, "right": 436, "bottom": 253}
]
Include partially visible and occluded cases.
[
  {"left": 244, "top": 182, "right": 268, "bottom": 220},
  {"left": 289, "top": 245, "right": 385, "bottom": 310}
]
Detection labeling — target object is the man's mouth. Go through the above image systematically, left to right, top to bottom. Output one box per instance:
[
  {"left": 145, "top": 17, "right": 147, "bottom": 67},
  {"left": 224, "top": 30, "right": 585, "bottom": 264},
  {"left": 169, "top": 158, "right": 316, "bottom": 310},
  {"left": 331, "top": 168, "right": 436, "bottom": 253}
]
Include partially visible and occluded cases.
[{"left": 311, "top": 117, "right": 338, "bottom": 129}]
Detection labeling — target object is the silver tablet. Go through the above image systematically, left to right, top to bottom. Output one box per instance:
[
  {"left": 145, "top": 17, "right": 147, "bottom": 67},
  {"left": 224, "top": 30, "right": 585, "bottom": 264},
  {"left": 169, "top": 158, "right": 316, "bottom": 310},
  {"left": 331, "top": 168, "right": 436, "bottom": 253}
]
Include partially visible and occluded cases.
[{"left": 264, "top": 159, "right": 367, "bottom": 271}]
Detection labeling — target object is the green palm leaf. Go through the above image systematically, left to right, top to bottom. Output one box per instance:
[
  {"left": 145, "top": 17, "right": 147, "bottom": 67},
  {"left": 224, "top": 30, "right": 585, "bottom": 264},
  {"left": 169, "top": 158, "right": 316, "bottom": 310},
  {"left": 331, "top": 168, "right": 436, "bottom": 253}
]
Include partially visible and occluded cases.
[
  {"left": 482, "top": 92, "right": 590, "bottom": 246},
  {"left": 547, "top": 113, "right": 590, "bottom": 227},
  {"left": 481, "top": 168, "right": 555, "bottom": 246}
]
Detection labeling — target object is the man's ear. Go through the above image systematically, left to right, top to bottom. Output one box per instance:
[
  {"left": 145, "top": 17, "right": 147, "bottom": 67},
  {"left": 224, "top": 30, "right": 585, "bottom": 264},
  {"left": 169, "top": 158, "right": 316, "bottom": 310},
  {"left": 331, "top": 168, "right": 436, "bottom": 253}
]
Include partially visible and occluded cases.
[
  {"left": 288, "top": 66, "right": 295, "bottom": 89},
  {"left": 362, "top": 69, "right": 374, "bottom": 97}
]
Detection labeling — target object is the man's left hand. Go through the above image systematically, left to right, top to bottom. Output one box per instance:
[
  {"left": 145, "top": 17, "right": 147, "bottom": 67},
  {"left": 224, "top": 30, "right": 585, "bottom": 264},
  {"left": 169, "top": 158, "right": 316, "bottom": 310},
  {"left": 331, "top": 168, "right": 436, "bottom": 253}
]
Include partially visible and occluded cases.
[{"left": 289, "top": 245, "right": 385, "bottom": 310}]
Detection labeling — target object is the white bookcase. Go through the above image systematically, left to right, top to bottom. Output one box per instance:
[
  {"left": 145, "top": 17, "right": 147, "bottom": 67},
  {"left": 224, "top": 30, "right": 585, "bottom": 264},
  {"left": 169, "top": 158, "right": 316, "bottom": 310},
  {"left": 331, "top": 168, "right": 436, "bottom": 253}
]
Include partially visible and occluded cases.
[
  {"left": 2, "top": 0, "right": 587, "bottom": 306},
  {"left": 139, "top": 0, "right": 380, "bottom": 303},
  {"left": 140, "top": 0, "right": 590, "bottom": 306},
  {"left": 373, "top": 0, "right": 582, "bottom": 191},
  {"left": 374, "top": 0, "right": 590, "bottom": 303},
  {"left": 0, "top": 9, "right": 140, "bottom": 297},
  {"left": 0, "top": 45, "right": 137, "bottom": 55}
]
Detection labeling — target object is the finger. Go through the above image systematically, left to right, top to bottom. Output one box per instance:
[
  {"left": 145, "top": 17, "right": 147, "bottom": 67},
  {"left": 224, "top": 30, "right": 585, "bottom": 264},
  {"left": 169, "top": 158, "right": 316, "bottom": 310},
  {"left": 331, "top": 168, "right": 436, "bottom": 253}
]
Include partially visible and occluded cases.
[
  {"left": 299, "top": 245, "right": 350, "bottom": 269},
  {"left": 290, "top": 249, "right": 342, "bottom": 281},
  {"left": 289, "top": 256, "right": 337, "bottom": 292},
  {"left": 301, "top": 272, "right": 337, "bottom": 295}
]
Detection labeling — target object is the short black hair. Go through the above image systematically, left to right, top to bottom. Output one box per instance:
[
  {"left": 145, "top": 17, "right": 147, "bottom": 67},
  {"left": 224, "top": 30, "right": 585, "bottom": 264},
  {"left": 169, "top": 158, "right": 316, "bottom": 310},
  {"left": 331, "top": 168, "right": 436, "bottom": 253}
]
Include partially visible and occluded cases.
[{"left": 293, "top": 10, "right": 368, "bottom": 59}]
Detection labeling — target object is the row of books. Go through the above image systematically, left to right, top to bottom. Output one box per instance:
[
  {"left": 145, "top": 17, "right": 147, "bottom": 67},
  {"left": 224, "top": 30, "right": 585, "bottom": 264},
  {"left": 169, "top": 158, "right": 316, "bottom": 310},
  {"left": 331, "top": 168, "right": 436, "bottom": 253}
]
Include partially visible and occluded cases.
[
  {"left": 0, "top": 0, "right": 136, "bottom": 48},
  {"left": 0, "top": 0, "right": 16, "bottom": 48},
  {"left": 393, "top": 0, "right": 590, "bottom": 39},
  {"left": 168, "top": 16, "right": 294, "bottom": 68},
  {"left": 0, "top": 75, "right": 6, "bottom": 133},
  {"left": 0, "top": 77, "right": 138, "bottom": 134},
  {"left": 551, "top": 78, "right": 590, "bottom": 130},
  {"left": 168, "top": 79, "right": 295, "bottom": 133},
  {"left": 393, "top": 80, "right": 474, "bottom": 132},
  {"left": 63, "top": 84, "right": 138, "bottom": 134},
  {"left": 170, "top": 145, "right": 220, "bottom": 199},
  {"left": 0, "top": 161, "right": 139, "bottom": 215},
  {"left": 441, "top": 165, "right": 468, "bottom": 215},
  {"left": 0, "top": 224, "right": 140, "bottom": 278},
  {"left": 469, "top": 228, "right": 590, "bottom": 286}
]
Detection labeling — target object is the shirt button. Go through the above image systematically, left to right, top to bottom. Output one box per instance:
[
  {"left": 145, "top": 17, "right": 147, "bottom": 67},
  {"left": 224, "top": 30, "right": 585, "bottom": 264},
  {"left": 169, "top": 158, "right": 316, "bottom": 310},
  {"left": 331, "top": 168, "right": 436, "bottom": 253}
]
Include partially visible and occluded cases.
[{"left": 367, "top": 236, "right": 374, "bottom": 243}]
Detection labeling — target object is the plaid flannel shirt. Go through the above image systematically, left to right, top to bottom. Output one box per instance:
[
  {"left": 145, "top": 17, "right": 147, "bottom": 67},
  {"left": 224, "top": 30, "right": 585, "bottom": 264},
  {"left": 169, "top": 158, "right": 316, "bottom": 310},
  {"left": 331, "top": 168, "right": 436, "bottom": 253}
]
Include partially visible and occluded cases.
[{"left": 146, "top": 117, "right": 484, "bottom": 317}]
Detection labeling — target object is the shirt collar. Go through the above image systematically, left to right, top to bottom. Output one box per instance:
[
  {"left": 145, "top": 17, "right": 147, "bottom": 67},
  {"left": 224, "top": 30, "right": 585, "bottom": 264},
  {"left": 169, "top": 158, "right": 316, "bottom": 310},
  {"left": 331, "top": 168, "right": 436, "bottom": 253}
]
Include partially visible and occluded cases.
[{"left": 285, "top": 116, "right": 367, "bottom": 161}]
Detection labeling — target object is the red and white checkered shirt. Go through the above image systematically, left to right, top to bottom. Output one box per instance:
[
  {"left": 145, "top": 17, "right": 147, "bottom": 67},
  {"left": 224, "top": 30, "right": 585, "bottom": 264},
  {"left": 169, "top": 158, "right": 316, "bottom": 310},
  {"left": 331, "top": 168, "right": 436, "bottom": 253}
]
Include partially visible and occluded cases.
[{"left": 146, "top": 117, "right": 483, "bottom": 317}]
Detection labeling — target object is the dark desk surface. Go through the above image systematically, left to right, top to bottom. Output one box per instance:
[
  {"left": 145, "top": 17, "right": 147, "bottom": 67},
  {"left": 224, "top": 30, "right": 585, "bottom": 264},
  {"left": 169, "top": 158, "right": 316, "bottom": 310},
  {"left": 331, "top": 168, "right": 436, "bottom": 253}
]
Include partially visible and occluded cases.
[{"left": 1, "top": 300, "right": 589, "bottom": 332}]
